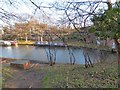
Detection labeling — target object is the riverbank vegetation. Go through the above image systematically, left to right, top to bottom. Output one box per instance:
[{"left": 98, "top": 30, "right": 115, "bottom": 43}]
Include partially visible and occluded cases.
[{"left": 2, "top": 58, "right": 118, "bottom": 88}]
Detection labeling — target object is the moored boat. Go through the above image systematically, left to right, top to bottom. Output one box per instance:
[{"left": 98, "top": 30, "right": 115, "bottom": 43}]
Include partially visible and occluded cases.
[
  {"left": 0, "top": 40, "right": 18, "bottom": 46},
  {"left": 2, "top": 41, "right": 11, "bottom": 46},
  {"left": 10, "top": 41, "right": 18, "bottom": 46},
  {"left": 34, "top": 41, "right": 65, "bottom": 47}
]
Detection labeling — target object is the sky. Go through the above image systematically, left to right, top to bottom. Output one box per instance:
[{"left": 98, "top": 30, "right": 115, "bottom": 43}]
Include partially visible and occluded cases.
[
  {"left": 0, "top": 0, "right": 117, "bottom": 27},
  {"left": 19, "top": 0, "right": 116, "bottom": 15}
]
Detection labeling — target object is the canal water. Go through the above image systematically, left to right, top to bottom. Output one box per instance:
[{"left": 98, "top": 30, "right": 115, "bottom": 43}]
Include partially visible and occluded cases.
[{"left": 0, "top": 45, "right": 117, "bottom": 64}]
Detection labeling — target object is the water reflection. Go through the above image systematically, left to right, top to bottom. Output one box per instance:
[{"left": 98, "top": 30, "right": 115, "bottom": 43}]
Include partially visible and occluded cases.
[{"left": 0, "top": 45, "right": 117, "bottom": 64}]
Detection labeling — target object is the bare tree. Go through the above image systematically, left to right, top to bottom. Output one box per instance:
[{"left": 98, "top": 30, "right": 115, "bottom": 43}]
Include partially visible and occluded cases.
[
  {"left": 28, "top": 0, "right": 108, "bottom": 67},
  {"left": 28, "top": 0, "right": 76, "bottom": 65},
  {"left": 51, "top": 0, "right": 112, "bottom": 68},
  {"left": 0, "top": 1, "right": 19, "bottom": 24},
  {"left": 44, "top": 30, "right": 57, "bottom": 66},
  {"left": 52, "top": 30, "right": 76, "bottom": 65}
]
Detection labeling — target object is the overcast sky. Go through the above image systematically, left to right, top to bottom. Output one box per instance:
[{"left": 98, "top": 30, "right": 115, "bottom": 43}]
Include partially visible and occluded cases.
[
  {"left": 0, "top": 0, "right": 117, "bottom": 26},
  {"left": 18, "top": 0, "right": 116, "bottom": 15}
]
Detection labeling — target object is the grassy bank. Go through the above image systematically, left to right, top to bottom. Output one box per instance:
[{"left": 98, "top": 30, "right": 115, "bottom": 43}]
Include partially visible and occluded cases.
[
  {"left": 67, "top": 41, "right": 113, "bottom": 51},
  {"left": 2, "top": 58, "right": 118, "bottom": 88},
  {"left": 38, "top": 62, "right": 118, "bottom": 88},
  {"left": 2, "top": 66, "right": 13, "bottom": 87}
]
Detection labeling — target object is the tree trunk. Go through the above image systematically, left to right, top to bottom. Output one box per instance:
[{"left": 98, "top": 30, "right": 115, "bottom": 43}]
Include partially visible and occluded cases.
[
  {"left": 107, "top": 0, "right": 112, "bottom": 10},
  {"left": 114, "top": 38, "right": 120, "bottom": 64},
  {"left": 114, "top": 38, "right": 120, "bottom": 88},
  {"left": 83, "top": 48, "right": 93, "bottom": 68}
]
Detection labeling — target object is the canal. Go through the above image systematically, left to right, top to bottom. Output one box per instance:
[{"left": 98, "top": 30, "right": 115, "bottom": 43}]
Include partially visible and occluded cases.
[{"left": 0, "top": 45, "right": 117, "bottom": 64}]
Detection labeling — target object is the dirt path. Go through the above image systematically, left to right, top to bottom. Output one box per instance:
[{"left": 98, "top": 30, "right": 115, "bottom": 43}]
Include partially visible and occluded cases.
[{"left": 4, "top": 64, "right": 47, "bottom": 88}]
